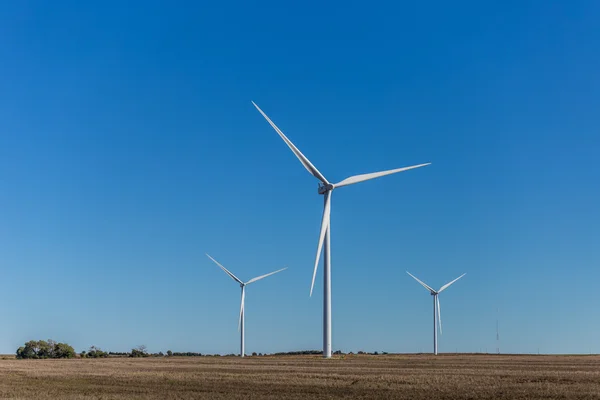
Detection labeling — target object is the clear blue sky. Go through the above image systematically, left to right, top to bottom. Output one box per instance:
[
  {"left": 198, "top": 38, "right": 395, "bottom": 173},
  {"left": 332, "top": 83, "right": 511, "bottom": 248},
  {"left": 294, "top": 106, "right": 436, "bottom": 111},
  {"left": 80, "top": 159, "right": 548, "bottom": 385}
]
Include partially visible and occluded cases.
[{"left": 1, "top": 0, "right": 598, "bottom": 355}]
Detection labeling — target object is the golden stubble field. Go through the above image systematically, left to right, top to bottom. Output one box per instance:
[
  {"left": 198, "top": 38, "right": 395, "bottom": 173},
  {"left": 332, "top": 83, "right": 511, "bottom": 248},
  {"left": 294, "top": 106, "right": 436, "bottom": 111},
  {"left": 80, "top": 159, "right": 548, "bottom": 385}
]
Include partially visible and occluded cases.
[{"left": 0, "top": 354, "right": 599, "bottom": 399}]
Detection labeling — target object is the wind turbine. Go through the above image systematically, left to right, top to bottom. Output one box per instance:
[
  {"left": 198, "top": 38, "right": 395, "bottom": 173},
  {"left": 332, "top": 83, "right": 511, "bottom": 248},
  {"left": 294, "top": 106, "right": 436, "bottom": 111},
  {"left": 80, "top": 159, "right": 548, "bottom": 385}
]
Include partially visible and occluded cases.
[
  {"left": 252, "top": 101, "right": 430, "bottom": 358},
  {"left": 206, "top": 254, "right": 286, "bottom": 358},
  {"left": 406, "top": 271, "right": 466, "bottom": 355}
]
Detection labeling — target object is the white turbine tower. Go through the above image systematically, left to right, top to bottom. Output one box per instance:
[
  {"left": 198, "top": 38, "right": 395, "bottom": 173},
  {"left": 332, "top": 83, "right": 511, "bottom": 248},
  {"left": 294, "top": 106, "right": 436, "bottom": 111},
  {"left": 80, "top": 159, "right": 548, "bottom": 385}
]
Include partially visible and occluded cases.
[
  {"left": 252, "top": 101, "right": 430, "bottom": 358},
  {"left": 206, "top": 254, "right": 286, "bottom": 358},
  {"left": 406, "top": 271, "right": 466, "bottom": 355}
]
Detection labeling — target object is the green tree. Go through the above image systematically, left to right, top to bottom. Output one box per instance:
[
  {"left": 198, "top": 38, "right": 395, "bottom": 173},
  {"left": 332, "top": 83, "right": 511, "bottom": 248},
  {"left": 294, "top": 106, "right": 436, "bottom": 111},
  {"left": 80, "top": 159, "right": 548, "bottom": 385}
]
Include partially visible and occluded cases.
[
  {"left": 47, "top": 339, "right": 58, "bottom": 358},
  {"left": 24, "top": 340, "right": 41, "bottom": 359},
  {"left": 37, "top": 340, "right": 51, "bottom": 359},
  {"left": 54, "top": 343, "right": 76, "bottom": 358},
  {"left": 86, "top": 345, "right": 108, "bottom": 358},
  {"left": 130, "top": 345, "right": 149, "bottom": 358},
  {"left": 16, "top": 347, "right": 26, "bottom": 359},
  {"left": 167, "top": 350, "right": 173, "bottom": 357}
]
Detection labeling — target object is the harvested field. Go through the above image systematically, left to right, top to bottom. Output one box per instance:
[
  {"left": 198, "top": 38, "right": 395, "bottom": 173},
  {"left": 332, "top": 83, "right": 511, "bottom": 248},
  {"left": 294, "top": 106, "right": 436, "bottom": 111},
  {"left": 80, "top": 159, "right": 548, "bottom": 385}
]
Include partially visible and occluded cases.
[{"left": 0, "top": 354, "right": 599, "bottom": 399}]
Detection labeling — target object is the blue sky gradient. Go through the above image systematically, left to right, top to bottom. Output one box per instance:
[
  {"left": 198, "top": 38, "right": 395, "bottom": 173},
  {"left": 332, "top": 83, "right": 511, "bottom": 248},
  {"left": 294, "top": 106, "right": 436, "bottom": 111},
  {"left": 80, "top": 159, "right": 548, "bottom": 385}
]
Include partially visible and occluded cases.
[{"left": 0, "top": 1, "right": 599, "bottom": 354}]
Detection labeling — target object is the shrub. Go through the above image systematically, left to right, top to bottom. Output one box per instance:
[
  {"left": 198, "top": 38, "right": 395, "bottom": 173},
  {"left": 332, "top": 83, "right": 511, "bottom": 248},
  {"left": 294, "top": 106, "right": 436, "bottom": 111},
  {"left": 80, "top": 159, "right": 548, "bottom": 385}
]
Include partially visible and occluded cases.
[
  {"left": 54, "top": 343, "right": 76, "bottom": 358},
  {"left": 130, "top": 345, "right": 149, "bottom": 358},
  {"left": 86, "top": 346, "right": 109, "bottom": 358},
  {"left": 271, "top": 350, "right": 322, "bottom": 356},
  {"left": 171, "top": 352, "right": 202, "bottom": 357}
]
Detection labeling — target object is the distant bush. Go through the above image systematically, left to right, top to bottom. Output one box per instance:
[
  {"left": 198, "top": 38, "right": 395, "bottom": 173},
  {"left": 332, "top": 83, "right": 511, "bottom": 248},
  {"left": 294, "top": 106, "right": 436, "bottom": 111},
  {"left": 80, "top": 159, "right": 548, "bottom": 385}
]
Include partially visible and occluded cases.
[
  {"left": 16, "top": 339, "right": 75, "bottom": 359},
  {"left": 130, "top": 345, "right": 150, "bottom": 358},
  {"left": 85, "top": 346, "right": 109, "bottom": 358},
  {"left": 130, "top": 349, "right": 147, "bottom": 357},
  {"left": 167, "top": 350, "right": 173, "bottom": 357},
  {"left": 272, "top": 350, "right": 322, "bottom": 356},
  {"left": 108, "top": 352, "right": 129, "bottom": 357},
  {"left": 171, "top": 352, "right": 203, "bottom": 357}
]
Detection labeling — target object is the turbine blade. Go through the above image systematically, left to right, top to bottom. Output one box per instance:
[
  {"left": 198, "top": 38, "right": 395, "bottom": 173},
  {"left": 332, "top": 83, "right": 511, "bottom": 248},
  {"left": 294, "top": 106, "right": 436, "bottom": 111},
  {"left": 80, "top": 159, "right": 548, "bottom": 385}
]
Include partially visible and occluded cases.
[
  {"left": 252, "top": 101, "right": 329, "bottom": 184},
  {"left": 334, "top": 163, "right": 431, "bottom": 189},
  {"left": 310, "top": 191, "right": 331, "bottom": 297},
  {"left": 206, "top": 254, "right": 243, "bottom": 284},
  {"left": 246, "top": 267, "right": 288, "bottom": 285},
  {"left": 406, "top": 271, "right": 435, "bottom": 293},
  {"left": 438, "top": 273, "right": 466, "bottom": 293},
  {"left": 238, "top": 286, "right": 245, "bottom": 331},
  {"left": 437, "top": 295, "right": 442, "bottom": 335}
]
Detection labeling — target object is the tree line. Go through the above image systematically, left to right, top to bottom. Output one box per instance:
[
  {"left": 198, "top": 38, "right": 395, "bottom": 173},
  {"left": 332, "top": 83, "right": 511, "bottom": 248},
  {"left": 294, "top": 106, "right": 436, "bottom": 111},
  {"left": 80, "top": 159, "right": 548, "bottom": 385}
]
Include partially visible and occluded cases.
[
  {"left": 15, "top": 339, "right": 388, "bottom": 359},
  {"left": 15, "top": 341, "right": 156, "bottom": 359}
]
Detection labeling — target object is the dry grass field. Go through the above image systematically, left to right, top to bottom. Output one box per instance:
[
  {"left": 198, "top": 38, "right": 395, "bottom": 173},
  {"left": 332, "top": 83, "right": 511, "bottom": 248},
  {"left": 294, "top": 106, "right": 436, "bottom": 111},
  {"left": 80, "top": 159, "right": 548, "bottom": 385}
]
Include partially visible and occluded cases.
[{"left": 0, "top": 354, "right": 599, "bottom": 399}]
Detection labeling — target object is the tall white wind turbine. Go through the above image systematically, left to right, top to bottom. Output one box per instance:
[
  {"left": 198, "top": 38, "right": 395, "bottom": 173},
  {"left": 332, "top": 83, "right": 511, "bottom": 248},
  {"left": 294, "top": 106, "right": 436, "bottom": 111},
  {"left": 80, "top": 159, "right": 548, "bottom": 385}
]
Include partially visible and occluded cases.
[
  {"left": 252, "top": 101, "right": 430, "bottom": 358},
  {"left": 206, "top": 254, "right": 286, "bottom": 357},
  {"left": 406, "top": 271, "right": 466, "bottom": 355}
]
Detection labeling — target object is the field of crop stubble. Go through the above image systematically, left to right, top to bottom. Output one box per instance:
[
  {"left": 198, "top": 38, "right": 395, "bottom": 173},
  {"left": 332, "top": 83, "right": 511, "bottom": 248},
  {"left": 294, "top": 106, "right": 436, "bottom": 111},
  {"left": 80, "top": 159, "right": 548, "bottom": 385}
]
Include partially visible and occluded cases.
[{"left": 0, "top": 354, "right": 599, "bottom": 399}]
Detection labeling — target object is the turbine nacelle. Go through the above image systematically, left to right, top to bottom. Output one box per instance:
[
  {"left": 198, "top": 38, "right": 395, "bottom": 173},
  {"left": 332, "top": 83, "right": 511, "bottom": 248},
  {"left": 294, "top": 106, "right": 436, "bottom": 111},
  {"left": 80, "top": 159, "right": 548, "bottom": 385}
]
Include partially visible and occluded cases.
[{"left": 318, "top": 183, "right": 334, "bottom": 194}]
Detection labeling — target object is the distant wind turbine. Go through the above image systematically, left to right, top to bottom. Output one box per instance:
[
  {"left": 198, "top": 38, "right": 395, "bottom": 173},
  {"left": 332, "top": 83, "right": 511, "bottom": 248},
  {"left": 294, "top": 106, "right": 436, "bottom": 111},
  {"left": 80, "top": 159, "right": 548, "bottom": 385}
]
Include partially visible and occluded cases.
[
  {"left": 253, "top": 101, "right": 430, "bottom": 358},
  {"left": 206, "top": 254, "right": 286, "bottom": 357},
  {"left": 406, "top": 271, "right": 466, "bottom": 355}
]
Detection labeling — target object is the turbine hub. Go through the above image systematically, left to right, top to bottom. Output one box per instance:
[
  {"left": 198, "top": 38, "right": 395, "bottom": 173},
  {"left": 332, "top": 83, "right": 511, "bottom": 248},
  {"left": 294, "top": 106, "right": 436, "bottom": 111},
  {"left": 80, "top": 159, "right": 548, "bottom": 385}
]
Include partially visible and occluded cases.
[{"left": 318, "top": 183, "right": 334, "bottom": 194}]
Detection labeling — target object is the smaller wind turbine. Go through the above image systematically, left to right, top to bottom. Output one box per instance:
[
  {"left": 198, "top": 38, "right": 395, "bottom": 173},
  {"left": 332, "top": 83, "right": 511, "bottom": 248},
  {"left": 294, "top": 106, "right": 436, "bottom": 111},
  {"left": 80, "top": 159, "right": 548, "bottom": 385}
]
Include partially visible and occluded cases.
[
  {"left": 207, "top": 254, "right": 286, "bottom": 357},
  {"left": 406, "top": 271, "right": 466, "bottom": 355}
]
